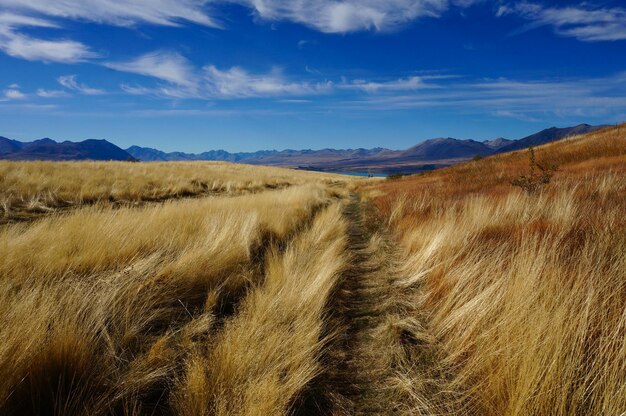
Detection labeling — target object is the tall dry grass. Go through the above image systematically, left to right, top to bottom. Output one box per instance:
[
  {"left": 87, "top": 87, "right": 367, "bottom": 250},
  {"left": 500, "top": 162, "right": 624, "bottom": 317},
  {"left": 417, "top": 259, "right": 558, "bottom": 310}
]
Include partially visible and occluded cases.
[
  {"left": 370, "top": 124, "right": 626, "bottom": 415},
  {"left": 0, "top": 160, "right": 351, "bottom": 221},
  {"left": 0, "top": 184, "right": 334, "bottom": 415},
  {"left": 172, "top": 204, "right": 348, "bottom": 415}
]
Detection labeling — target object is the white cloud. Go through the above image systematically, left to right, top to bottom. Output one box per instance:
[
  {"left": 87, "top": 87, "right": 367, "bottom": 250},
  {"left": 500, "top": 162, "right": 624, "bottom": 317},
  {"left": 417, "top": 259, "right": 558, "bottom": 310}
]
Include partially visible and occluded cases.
[
  {"left": 0, "top": 0, "right": 220, "bottom": 28},
  {"left": 0, "top": 0, "right": 479, "bottom": 35},
  {"left": 0, "top": 0, "right": 479, "bottom": 65},
  {"left": 233, "top": 0, "right": 460, "bottom": 33},
  {"left": 0, "top": 1, "right": 218, "bottom": 64},
  {"left": 498, "top": 2, "right": 626, "bottom": 41},
  {"left": 0, "top": 11, "right": 57, "bottom": 27},
  {"left": 0, "top": 12, "right": 96, "bottom": 62},
  {"left": 0, "top": 33, "right": 95, "bottom": 62},
  {"left": 105, "top": 51, "right": 196, "bottom": 88},
  {"left": 111, "top": 51, "right": 333, "bottom": 99},
  {"left": 203, "top": 65, "right": 332, "bottom": 98},
  {"left": 330, "top": 72, "right": 626, "bottom": 121},
  {"left": 57, "top": 75, "right": 105, "bottom": 95},
  {"left": 343, "top": 76, "right": 443, "bottom": 93},
  {"left": 3, "top": 84, "right": 25, "bottom": 99},
  {"left": 120, "top": 84, "right": 154, "bottom": 96},
  {"left": 36, "top": 89, "right": 69, "bottom": 98}
]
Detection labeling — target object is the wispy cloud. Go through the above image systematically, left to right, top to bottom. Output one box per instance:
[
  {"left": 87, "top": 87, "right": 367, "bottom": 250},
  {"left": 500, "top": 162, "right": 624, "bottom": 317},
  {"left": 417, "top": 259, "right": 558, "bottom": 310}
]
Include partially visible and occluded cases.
[
  {"left": 0, "top": 0, "right": 220, "bottom": 28},
  {"left": 0, "top": 0, "right": 479, "bottom": 65},
  {"left": 1, "top": 0, "right": 479, "bottom": 37},
  {"left": 232, "top": 0, "right": 472, "bottom": 33},
  {"left": 0, "top": 1, "right": 218, "bottom": 64},
  {"left": 497, "top": 2, "right": 626, "bottom": 41},
  {"left": 0, "top": 11, "right": 58, "bottom": 28},
  {"left": 0, "top": 12, "right": 95, "bottom": 62},
  {"left": 0, "top": 34, "right": 96, "bottom": 62},
  {"left": 297, "top": 39, "right": 316, "bottom": 49},
  {"left": 105, "top": 51, "right": 197, "bottom": 89},
  {"left": 112, "top": 51, "right": 333, "bottom": 99},
  {"left": 202, "top": 65, "right": 332, "bottom": 98},
  {"left": 329, "top": 72, "right": 626, "bottom": 121},
  {"left": 57, "top": 75, "right": 105, "bottom": 95},
  {"left": 342, "top": 75, "right": 449, "bottom": 93},
  {"left": 3, "top": 83, "right": 26, "bottom": 100},
  {"left": 36, "top": 89, "right": 69, "bottom": 98},
  {"left": 0, "top": 102, "right": 58, "bottom": 111}
]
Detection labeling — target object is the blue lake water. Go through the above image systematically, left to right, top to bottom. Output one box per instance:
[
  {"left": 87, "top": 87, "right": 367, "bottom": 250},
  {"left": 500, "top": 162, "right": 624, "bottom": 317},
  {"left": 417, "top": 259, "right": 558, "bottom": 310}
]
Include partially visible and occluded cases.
[{"left": 332, "top": 171, "right": 388, "bottom": 178}]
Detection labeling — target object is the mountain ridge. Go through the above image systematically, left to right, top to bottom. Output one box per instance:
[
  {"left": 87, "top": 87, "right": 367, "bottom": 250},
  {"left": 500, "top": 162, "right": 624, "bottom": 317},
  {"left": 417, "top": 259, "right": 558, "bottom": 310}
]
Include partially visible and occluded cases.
[
  {"left": 1, "top": 124, "right": 611, "bottom": 173},
  {"left": 126, "top": 124, "right": 607, "bottom": 166},
  {"left": 0, "top": 137, "right": 135, "bottom": 161}
]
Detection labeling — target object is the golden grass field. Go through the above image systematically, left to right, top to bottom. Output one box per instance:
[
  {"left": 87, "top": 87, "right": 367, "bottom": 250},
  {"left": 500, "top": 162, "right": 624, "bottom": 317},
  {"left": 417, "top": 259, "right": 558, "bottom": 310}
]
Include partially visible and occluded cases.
[
  {"left": 0, "top": 124, "right": 624, "bottom": 415},
  {"left": 0, "top": 161, "right": 350, "bottom": 223}
]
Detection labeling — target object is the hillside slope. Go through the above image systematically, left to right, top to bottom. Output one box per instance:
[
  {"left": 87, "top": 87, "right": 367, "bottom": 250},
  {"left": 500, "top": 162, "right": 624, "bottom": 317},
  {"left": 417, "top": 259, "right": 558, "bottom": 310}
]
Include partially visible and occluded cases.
[{"left": 366, "top": 123, "right": 626, "bottom": 415}]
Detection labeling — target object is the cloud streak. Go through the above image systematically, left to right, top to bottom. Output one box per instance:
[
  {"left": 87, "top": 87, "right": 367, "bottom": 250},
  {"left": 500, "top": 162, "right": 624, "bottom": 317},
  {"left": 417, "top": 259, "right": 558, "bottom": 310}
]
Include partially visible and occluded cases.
[
  {"left": 0, "top": 0, "right": 220, "bottom": 28},
  {"left": 0, "top": 0, "right": 475, "bottom": 65},
  {"left": 0, "top": 0, "right": 219, "bottom": 63},
  {"left": 1, "top": 0, "right": 476, "bottom": 39},
  {"left": 232, "top": 0, "right": 470, "bottom": 33},
  {"left": 498, "top": 2, "right": 626, "bottom": 42},
  {"left": 0, "top": 12, "right": 95, "bottom": 62},
  {"left": 105, "top": 51, "right": 197, "bottom": 89},
  {"left": 108, "top": 51, "right": 626, "bottom": 123},
  {"left": 110, "top": 51, "right": 333, "bottom": 99},
  {"left": 203, "top": 65, "right": 332, "bottom": 98},
  {"left": 331, "top": 72, "right": 626, "bottom": 120},
  {"left": 58, "top": 75, "right": 105, "bottom": 95},
  {"left": 342, "top": 75, "right": 450, "bottom": 93},
  {"left": 36, "top": 89, "right": 69, "bottom": 98}
]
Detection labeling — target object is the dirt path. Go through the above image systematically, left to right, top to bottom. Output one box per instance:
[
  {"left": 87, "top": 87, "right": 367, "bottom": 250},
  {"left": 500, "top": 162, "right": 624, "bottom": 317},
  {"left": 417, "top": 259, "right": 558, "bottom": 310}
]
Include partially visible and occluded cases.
[
  {"left": 293, "top": 195, "right": 462, "bottom": 415},
  {"left": 293, "top": 196, "right": 396, "bottom": 414}
]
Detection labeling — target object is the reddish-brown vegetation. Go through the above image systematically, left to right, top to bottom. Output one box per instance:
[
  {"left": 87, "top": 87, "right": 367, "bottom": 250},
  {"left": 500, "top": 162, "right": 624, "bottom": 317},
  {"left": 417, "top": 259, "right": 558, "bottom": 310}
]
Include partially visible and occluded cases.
[{"left": 364, "top": 123, "right": 626, "bottom": 415}]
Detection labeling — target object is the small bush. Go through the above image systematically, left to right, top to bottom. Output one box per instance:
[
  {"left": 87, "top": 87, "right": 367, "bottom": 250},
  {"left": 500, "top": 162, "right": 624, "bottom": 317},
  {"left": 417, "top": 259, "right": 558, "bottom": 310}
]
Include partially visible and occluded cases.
[{"left": 511, "top": 147, "right": 557, "bottom": 194}]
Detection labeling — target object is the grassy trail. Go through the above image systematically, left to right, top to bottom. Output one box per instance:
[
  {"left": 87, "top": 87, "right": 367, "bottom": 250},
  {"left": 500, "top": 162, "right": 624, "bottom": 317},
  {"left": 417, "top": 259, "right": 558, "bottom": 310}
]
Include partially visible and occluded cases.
[
  {"left": 294, "top": 195, "right": 458, "bottom": 415},
  {"left": 295, "top": 196, "right": 386, "bottom": 414}
]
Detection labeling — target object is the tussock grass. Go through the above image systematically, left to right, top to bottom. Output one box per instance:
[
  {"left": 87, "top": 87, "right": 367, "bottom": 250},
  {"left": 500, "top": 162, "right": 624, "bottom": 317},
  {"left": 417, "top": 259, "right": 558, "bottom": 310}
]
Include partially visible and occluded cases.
[
  {"left": 371, "top": 124, "right": 626, "bottom": 415},
  {"left": 0, "top": 160, "right": 351, "bottom": 221},
  {"left": 0, "top": 185, "right": 334, "bottom": 415},
  {"left": 172, "top": 204, "right": 348, "bottom": 415}
]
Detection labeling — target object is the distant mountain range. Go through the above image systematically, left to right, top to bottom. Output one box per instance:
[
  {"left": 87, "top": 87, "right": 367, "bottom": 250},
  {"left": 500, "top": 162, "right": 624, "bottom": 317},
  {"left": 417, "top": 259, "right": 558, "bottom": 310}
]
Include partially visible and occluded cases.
[
  {"left": 126, "top": 123, "right": 608, "bottom": 174},
  {"left": 1, "top": 124, "right": 609, "bottom": 174},
  {"left": 0, "top": 137, "right": 135, "bottom": 161}
]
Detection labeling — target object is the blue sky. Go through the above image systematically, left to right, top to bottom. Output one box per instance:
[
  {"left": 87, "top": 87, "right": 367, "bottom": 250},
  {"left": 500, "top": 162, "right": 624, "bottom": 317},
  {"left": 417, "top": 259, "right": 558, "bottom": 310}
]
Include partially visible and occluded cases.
[{"left": 0, "top": 0, "right": 625, "bottom": 152}]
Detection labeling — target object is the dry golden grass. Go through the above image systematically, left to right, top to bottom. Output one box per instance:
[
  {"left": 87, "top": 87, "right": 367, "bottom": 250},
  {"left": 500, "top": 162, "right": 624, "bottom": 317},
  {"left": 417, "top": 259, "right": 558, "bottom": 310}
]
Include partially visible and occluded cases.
[
  {"left": 369, "top": 123, "right": 626, "bottom": 415},
  {"left": 0, "top": 160, "right": 353, "bottom": 222},
  {"left": 0, "top": 184, "right": 337, "bottom": 415},
  {"left": 172, "top": 204, "right": 347, "bottom": 415}
]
